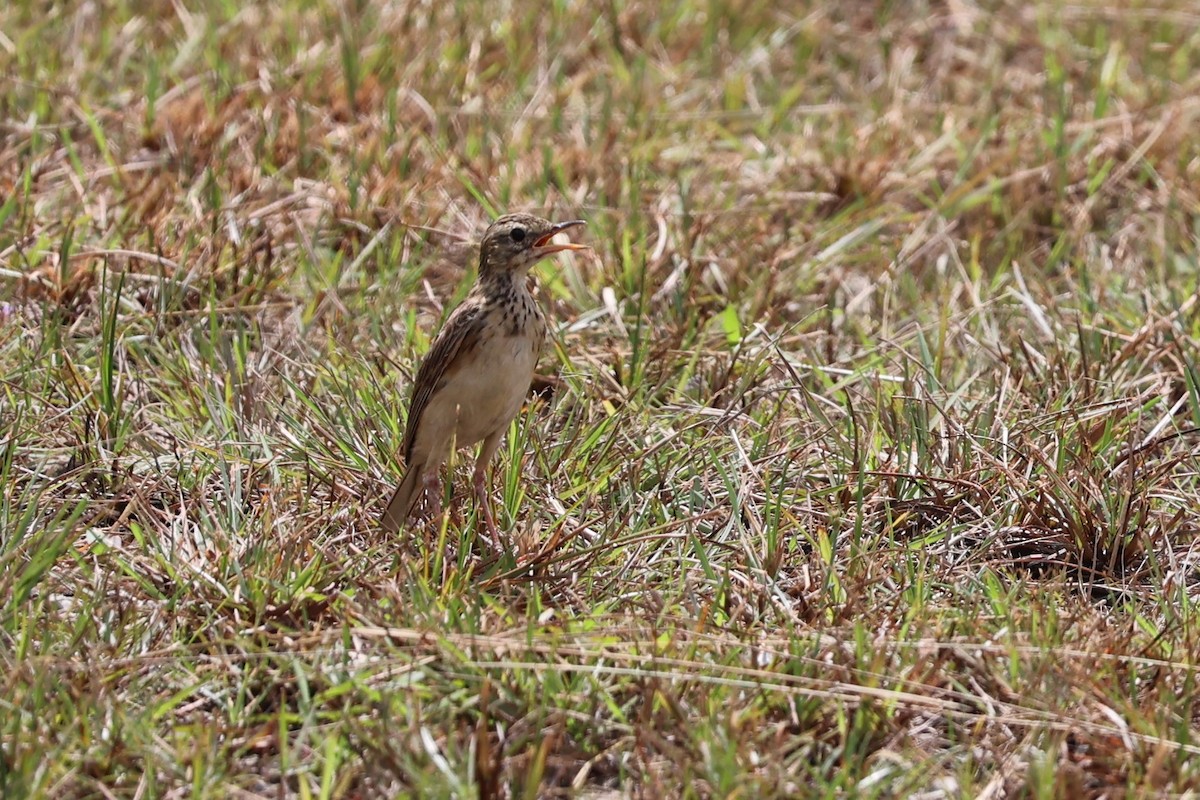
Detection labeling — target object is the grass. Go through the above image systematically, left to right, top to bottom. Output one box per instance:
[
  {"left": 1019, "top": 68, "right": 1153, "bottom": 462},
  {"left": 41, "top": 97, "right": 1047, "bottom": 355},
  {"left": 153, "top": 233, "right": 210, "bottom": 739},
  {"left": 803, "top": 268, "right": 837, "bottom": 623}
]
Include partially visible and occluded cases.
[{"left": 2, "top": 0, "right": 1200, "bottom": 796}]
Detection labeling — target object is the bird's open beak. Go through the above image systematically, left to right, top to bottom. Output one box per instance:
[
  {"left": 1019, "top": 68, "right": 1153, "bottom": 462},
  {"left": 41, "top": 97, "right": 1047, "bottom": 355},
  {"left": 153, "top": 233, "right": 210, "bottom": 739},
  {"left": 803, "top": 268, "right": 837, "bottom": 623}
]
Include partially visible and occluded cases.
[{"left": 533, "top": 220, "right": 588, "bottom": 254}]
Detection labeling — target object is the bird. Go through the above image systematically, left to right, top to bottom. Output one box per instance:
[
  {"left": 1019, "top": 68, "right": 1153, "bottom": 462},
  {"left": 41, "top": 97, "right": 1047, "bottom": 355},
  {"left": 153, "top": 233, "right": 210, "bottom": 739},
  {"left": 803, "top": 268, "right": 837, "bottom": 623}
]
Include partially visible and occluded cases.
[{"left": 380, "top": 213, "right": 588, "bottom": 541}]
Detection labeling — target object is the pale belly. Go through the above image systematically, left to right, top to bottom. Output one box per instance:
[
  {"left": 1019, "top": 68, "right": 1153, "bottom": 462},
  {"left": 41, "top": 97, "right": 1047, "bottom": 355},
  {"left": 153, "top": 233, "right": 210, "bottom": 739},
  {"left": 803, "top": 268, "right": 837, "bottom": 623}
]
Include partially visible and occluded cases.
[{"left": 435, "top": 333, "right": 539, "bottom": 447}]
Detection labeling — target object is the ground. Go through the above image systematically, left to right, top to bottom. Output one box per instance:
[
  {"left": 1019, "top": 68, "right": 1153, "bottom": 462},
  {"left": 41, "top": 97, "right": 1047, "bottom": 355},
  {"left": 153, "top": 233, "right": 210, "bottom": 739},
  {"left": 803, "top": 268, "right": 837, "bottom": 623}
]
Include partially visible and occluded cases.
[{"left": 3, "top": 0, "right": 1200, "bottom": 797}]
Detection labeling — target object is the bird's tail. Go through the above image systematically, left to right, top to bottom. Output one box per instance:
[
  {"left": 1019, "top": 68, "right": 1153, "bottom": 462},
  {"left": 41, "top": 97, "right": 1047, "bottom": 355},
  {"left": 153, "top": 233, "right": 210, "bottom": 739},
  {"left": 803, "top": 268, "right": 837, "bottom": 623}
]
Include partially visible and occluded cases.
[{"left": 380, "top": 462, "right": 424, "bottom": 534}]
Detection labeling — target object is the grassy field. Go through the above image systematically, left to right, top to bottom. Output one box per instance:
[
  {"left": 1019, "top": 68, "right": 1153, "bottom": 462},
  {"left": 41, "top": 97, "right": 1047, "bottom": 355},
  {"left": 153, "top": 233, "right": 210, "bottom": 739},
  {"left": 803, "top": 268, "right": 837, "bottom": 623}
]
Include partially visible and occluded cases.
[{"left": 3, "top": 0, "right": 1200, "bottom": 796}]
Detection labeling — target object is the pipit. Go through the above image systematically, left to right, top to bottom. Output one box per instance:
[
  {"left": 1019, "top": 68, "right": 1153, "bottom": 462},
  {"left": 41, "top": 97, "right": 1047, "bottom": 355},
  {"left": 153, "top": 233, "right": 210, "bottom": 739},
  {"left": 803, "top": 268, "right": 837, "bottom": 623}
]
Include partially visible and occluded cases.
[{"left": 380, "top": 213, "right": 588, "bottom": 540}]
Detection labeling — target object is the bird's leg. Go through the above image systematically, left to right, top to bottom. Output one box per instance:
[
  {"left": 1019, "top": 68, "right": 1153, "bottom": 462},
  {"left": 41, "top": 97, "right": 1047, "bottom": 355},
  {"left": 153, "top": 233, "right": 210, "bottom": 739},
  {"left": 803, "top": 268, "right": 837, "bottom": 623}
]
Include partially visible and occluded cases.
[
  {"left": 474, "top": 432, "right": 505, "bottom": 546},
  {"left": 472, "top": 466, "right": 498, "bottom": 543},
  {"left": 422, "top": 469, "right": 442, "bottom": 521}
]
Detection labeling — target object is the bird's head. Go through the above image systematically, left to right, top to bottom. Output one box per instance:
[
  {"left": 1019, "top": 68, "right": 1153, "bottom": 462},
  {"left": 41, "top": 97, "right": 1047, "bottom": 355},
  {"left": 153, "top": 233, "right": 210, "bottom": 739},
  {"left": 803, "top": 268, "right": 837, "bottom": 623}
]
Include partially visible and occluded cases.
[{"left": 478, "top": 213, "right": 587, "bottom": 279}]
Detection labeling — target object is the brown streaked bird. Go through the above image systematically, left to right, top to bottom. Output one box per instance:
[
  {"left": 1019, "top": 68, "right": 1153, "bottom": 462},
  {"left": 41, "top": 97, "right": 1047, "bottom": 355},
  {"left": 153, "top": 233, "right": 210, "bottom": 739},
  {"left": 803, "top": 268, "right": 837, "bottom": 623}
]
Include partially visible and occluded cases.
[{"left": 380, "top": 213, "right": 588, "bottom": 540}]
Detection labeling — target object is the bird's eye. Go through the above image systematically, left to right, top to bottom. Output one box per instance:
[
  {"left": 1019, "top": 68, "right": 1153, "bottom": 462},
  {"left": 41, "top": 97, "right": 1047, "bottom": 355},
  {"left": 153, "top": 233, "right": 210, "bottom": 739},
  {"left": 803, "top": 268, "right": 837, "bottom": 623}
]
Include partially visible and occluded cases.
[{"left": 510, "top": 227, "right": 526, "bottom": 243}]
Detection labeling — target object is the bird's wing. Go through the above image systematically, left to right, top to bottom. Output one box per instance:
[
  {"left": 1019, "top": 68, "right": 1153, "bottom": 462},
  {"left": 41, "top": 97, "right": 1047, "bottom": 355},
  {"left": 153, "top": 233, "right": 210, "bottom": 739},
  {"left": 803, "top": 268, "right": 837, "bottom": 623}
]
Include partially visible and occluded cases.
[{"left": 401, "top": 297, "right": 488, "bottom": 463}]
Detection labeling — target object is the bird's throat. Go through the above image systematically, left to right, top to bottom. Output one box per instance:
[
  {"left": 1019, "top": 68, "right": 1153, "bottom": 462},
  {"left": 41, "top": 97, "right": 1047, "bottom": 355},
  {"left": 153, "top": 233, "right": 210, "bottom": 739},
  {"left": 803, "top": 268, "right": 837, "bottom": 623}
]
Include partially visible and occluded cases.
[{"left": 478, "top": 268, "right": 531, "bottom": 301}]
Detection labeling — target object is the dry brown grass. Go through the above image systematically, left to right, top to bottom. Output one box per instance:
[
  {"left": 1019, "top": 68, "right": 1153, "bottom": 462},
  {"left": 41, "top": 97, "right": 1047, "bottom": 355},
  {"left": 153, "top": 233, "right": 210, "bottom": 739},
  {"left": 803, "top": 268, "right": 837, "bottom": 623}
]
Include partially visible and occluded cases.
[{"left": 3, "top": 0, "right": 1200, "bottom": 797}]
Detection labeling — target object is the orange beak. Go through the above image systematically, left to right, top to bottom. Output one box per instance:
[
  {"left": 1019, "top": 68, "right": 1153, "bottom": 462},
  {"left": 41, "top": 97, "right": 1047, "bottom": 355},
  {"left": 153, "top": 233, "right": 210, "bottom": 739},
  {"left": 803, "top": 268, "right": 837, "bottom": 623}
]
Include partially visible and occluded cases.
[{"left": 533, "top": 220, "right": 588, "bottom": 255}]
